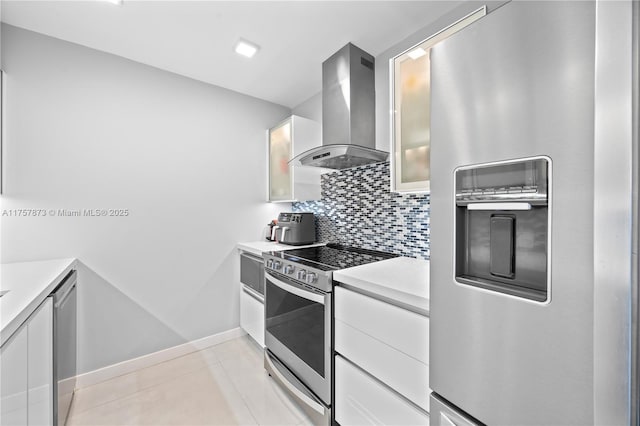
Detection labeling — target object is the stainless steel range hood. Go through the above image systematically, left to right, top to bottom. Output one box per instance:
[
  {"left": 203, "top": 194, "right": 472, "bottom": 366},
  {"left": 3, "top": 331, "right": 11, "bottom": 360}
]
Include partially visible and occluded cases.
[{"left": 290, "top": 43, "right": 388, "bottom": 170}]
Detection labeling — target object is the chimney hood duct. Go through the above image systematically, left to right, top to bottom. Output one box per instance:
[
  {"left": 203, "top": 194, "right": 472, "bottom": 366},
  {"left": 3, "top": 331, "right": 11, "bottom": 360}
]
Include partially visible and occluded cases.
[{"left": 290, "top": 43, "right": 388, "bottom": 170}]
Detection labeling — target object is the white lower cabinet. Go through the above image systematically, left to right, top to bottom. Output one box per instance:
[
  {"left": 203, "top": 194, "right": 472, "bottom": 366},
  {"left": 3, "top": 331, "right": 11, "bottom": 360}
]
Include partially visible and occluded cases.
[
  {"left": 334, "top": 286, "right": 430, "bottom": 425},
  {"left": 334, "top": 287, "right": 429, "bottom": 365},
  {"left": 240, "top": 288, "right": 264, "bottom": 347},
  {"left": 1, "top": 298, "right": 53, "bottom": 426},
  {"left": 28, "top": 298, "right": 53, "bottom": 426},
  {"left": 335, "top": 319, "right": 430, "bottom": 411},
  {"left": 1, "top": 323, "right": 28, "bottom": 425},
  {"left": 335, "top": 356, "right": 429, "bottom": 426}
]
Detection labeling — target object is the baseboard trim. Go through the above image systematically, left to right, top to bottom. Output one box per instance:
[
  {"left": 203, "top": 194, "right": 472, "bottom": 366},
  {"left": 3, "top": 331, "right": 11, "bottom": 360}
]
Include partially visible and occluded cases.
[{"left": 75, "top": 327, "right": 247, "bottom": 389}]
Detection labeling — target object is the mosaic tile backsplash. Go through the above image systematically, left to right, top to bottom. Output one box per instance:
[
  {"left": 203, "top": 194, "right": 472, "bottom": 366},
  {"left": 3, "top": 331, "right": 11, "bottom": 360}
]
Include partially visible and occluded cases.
[{"left": 292, "top": 161, "right": 430, "bottom": 260}]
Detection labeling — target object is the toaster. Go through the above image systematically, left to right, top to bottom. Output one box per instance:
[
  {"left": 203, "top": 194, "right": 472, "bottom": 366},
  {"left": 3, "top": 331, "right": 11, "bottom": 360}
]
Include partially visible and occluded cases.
[{"left": 274, "top": 212, "right": 316, "bottom": 245}]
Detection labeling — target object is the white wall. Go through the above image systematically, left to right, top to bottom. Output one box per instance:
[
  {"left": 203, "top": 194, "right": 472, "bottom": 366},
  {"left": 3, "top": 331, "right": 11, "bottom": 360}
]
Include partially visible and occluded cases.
[
  {"left": 0, "top": 24, "right": 289, "bottom": 373},
  {"left": 292, "top": 91, "right": 321, "bottom": 123}
]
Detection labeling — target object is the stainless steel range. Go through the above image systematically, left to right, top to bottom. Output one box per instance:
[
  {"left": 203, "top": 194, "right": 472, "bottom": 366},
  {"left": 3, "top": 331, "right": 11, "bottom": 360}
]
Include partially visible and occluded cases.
[{"left": 262, "top": 243, "right": 397, "bottom": 425}]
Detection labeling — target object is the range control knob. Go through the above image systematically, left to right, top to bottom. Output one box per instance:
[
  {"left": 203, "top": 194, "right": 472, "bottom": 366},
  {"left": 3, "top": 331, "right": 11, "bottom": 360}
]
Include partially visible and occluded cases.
[
  {"left": 266, "top": 259, "right": 274, "bottom": 269},
  {"left": 273, "top": 261, "right": 282, "bottom": 271},
  {"left": 284, "top": 265, "right": 295, "bottom": 275},
  {"left": 297, "top": 270, "right": 307, "bottom": 281},
  {"left": 306, "top": 272, "right": 318, "bottom": 284}
]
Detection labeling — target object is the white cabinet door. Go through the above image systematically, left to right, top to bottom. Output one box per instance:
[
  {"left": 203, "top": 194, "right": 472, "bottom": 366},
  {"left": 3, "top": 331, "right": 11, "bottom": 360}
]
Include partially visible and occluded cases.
[
  {"left": 389, "top": 7, "right": 485, "bottom": 193},
  {"left": 391, "top": 46, "right": 432, "bottom": 193},
  {"left": 267, "top": 115, "right": 322, "bottom": 202},
  {"left": 289, "top": 116, "right": 323, "bottom": 201},
  {"left": 268, "top": 118, "right": 293, "bottom": 202},
  {"left": 335, "top": 286, "right": 430, "bottom": 411},
  {"left": 334, "top": 287, "right": 429, "bottom": 364},
  {"left": 240, "top": 288, "right": 265, "bottom": 347},
  {"left": 1, "top": 298, "right": 54, "bottom": 426},
  {"left": 28, "top": 298, "right": 53, "bottom": 426},
  {"left": 335, "top": 319, "right": 430, "bottom": 411},
  {"left": 1, "top": 323, "right": 28, "bottom": 426},
  {"left": 335, "top": 355, "right": 430, "bottom": 426}
]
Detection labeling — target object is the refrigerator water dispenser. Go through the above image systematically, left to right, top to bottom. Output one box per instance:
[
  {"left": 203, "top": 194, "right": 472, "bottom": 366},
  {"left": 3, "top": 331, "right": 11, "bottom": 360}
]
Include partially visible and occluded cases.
[{"left": 454, "top": 157, "right": 550, "bottom": 302}]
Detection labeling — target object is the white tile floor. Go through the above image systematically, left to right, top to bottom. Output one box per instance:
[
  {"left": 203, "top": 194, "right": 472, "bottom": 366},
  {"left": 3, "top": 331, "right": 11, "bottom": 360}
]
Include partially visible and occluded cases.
[{"left": 66, "top": 335, "right": 313, "bottom": 426}]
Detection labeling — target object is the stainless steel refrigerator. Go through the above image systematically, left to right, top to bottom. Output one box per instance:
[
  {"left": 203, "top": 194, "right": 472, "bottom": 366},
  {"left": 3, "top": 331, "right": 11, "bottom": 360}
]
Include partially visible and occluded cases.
[{"left": 429, "top": 1, "right": 639, "bottom": 425}]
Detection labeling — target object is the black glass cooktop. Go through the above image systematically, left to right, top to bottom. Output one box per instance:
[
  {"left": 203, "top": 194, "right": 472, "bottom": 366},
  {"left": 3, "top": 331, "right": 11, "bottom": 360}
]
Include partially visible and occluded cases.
[{"left": 273, "top": 243, "right": 398, "bottom": 271}]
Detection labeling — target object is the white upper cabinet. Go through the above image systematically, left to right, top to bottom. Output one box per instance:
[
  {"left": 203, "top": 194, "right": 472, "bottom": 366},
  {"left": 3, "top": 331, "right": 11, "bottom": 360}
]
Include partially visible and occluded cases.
[
  {"left": 390, "top": 6, "right": 487, "bottom": 193},
  {"left": 391, "top": 48, "right": 432, "bottom": 193},
  {"left": 267, "top": 115, "right": 323, "bottom": 202}
]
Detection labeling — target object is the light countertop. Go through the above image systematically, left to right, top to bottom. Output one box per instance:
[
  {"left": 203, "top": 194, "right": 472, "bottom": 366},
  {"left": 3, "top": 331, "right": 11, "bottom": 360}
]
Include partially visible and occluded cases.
[
  {"left": 237, "top": 241, "right": 324, "bottom": 257},
  {"left": 333, "top": 257, "right": 430, "bottom": 316},
  {"left": 1, "top": 258, "right": 77, "bottom": 346}
]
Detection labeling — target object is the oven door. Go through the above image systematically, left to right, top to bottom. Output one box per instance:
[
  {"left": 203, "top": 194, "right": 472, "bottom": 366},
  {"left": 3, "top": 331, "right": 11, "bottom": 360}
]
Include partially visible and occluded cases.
[{"left": 264, "top": 271, "right": 331, "bottom": 405}]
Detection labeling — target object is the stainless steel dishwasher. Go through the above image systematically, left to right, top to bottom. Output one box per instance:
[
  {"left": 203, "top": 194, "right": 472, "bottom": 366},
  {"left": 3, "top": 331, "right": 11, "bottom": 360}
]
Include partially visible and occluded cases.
[{"left": 50, "top": 270, "right": 77, "bottom": 426}]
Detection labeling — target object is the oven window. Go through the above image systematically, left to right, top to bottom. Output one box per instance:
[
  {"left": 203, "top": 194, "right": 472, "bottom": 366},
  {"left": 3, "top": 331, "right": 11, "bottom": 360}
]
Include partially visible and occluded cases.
[{"left": 265, "top": 278, "right": 325, "bottom": 377}]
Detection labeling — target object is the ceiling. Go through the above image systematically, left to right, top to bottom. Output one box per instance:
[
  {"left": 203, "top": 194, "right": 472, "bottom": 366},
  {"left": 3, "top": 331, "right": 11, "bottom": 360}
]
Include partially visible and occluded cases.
[{"left": 1, "top": 0, "right": 464, "bottom": 108}]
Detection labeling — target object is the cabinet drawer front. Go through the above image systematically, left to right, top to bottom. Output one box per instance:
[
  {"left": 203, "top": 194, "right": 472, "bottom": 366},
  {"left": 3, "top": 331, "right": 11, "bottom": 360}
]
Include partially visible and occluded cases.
[
  {"left": 334, "top": 286, "right": 429, "bottom": 364},
  {"left": 240, "top": 289, "right": 265, "bottom": 347},
  {"left": 336, "top": 319, "right": 429, "bottom": 411},
  {"left": 335, "top": 355, "right": 430, "bottom": 426}
]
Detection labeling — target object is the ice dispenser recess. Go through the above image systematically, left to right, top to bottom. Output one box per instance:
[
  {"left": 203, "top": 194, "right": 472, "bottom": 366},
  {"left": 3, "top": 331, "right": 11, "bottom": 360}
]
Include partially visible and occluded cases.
[{"left": 454, "top": 158, "right": 550, "bottom": 302}]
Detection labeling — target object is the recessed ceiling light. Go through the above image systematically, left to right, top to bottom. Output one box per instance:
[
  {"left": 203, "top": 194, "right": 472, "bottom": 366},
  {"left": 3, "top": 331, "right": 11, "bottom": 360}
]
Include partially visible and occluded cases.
[
  {"left": 103, "top": 0, "right": 123, "bottom": 5},
  {"left": 234, "top": 39, "right": 260, "bottom": 59},
  {"left": 407, "top": 47, "right": 427, "bottom": 60}
]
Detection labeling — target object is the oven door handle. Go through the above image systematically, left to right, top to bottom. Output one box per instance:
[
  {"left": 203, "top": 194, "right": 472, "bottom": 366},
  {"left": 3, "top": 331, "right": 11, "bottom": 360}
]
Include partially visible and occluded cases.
[
  {"left": 265, "top": 273, "right": 325, "bottom": 305},
  {"left": 265, "top": 351, "right": 325, "bottom": 415}
]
